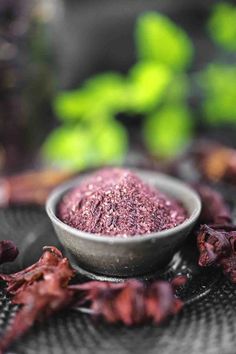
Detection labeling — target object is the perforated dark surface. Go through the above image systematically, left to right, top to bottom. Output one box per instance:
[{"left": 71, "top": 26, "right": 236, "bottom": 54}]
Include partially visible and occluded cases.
[{"left": 0, "top": 206, "right": 236, "bottom": 354}]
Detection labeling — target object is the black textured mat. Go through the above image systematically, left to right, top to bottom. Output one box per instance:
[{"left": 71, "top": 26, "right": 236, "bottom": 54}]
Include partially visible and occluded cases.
[{"left": 0, "top": 206, "right": 236, "bottom": 354}]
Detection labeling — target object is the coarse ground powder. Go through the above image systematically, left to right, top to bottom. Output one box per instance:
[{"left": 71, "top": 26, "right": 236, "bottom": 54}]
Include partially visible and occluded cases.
[{"left": 58, "top": 168, "right": 187, "bottom": 237}]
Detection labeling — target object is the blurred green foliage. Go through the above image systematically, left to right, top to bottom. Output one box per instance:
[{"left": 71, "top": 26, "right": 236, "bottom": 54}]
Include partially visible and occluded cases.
[
  {"left": 198, "top": 2, "right": 236, "bottom": 125},
  {"left": 208, "top": 2, "right": 236, "bottom": 51},
  {"left": 43, "top": 3, "right": 236, "bottom": 170},
  {"left": 43, "top": 11, "right": 193, "bottom": 168},
  {"left": 135, "top": 12, "right": 193, "bottom": 71},
  {"left": 127, "top": 62, "right": 172, "bottom": 113},
  {"left": 199, "top": 64, "right": 236, "bottom": 124},
  {"left": 54, "top": 73, "right": 128, "bottom": 122},
  {"left": 163, "top": 74, "right": 190, "bottom": 103},
  {"left": 143, "top": 104, "right": 192, "bottom": 157},
  {"left": 42, "top": 120, "right": 127, "bottom": 170}
]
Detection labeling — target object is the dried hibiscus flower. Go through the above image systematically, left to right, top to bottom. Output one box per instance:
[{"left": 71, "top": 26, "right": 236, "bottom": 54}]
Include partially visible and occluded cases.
[
  {"left": 191, "top": 140, "right": 236, "bottom": 184},
  {"left": 0, "top": 169, "right": 74, "bottom": 207},
  {"left": 194, "top": 185, "right": 232, "bottom": 225},
  {"left": 197, "top": 224, "right": 236, "bottom": 283},
  {"left": 197, "top": 224, "right": 231, "bottom": 266},
  {"left": 0, "top": 240, "right": 18, "bottom": 265},
  {"left": 0, "top": 246, "right": 76, "bottom": 354},
  {"left": 0, "top": 246, "right": 75, "bottom": 296},
  {"left": 0, "top": 247, "right": 185, "bottom": 353},
  {"left": 0, "top": 276, "right": 77, "bottom": 354},
  {"left": 73, "top": 277, "right": 185, "bottom": 325}
]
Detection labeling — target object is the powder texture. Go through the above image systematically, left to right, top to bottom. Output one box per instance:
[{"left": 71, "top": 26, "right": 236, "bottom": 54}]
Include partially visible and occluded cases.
[{"left": 58, "top": 168, "right": 187, "bottom": 237}]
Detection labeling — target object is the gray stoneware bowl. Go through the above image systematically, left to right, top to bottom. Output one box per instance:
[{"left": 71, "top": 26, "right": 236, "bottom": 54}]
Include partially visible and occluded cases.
[{"left": 46, "top": 169, "right": 201, "bottom": 278}]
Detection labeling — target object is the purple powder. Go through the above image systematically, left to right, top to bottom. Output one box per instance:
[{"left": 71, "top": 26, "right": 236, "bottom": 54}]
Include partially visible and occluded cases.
[{"left": 58, "top": 168, "right": 187, "bottom": 237}]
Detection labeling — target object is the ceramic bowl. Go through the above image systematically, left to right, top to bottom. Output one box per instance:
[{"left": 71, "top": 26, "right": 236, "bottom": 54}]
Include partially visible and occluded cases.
[{"left": 46, "top": 169, "right": 201, "bottom": 278}]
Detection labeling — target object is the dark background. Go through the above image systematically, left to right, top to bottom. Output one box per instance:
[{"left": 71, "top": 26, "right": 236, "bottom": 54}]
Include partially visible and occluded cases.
[
  {"left": 0, "top": 0, "right": 235, "bottom": 172},
  {"left": 54, "top": 0, "right": 216, "bottom": 88}
]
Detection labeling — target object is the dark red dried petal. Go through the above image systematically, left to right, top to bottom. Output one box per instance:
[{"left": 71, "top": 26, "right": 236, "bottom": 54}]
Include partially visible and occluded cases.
[
  {"left": 190, "top": 140, "right": 236, "bottom": 184},
  {"left": 0, "top": 170, "right": 74, "bottom": 207},
  {"left": 195, "top": 185, "right": 232, "bottom": 225},
  {"left": 197, "top": 224, "right": 236, "bottom": 283},
  {"left": 209, "top": 224, "right": 236, "bottom": 231},
  {"left": 197, "top": 225, "right": 231, "bottom": 266},
  {"left": 228, "top": 232, "right": 236, "bottom": 254},
  {"left": 0, "top": 240, "right": 18, "bottom": 265},
  {"left": 0, "top": 246, "right": 75, "bottom": 296},
  {"left": 0, "top": 246, "right": 76, "bottom": 354},
  {"left": 0, "top": 248, "right": 185, "bottom": 353},
  {"left": 219, "top": 255, "right": 236, "bottom": 282},
  {"left": 171, "top": 275, "right": 188, "bottom": 289},
  {"left": 0, "top": 277, "right": 75, "bottom": 354},
  {"left": 76, "top": 279, "right": 184, "bottom": 326},
  {"left": 113, "top": 280, "right": 146, "bottom": 325},
  {"left": 73, "top": 281, "right": 129, "bottom": 323},
  {"left": 146, "top": 281, "right": 183, "bottom": 323},
  {"left": 146, "top": 282, "right": 171, "bottom": 323}
]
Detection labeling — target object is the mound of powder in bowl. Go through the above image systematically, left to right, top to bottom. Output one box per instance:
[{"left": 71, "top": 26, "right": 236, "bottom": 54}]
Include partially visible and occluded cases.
[{"left": 58, "top": 168, "right": 187, "bottom": 237}]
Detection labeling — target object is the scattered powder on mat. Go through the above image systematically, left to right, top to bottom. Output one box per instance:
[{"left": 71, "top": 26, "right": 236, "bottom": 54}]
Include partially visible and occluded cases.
[{"left": 58, "top": 168, "right": 187, "bottom": 237}]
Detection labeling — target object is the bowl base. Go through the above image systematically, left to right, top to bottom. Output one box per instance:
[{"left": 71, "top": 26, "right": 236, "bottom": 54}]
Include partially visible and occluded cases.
[{"left": 65, "top": 249, "right": 182, "bottom": 282}]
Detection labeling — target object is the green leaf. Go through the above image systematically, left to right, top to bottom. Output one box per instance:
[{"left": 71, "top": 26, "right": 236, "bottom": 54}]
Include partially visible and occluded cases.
[
  {"left": 208, "top": 2, "right": 236, "bottom": 51},
  {"left": 135, "top": 12, "right": 193, "bottom": 71},
  {"left": 127, "top": 62, "right": 172, "bottom": 113},
  {"left": 199, "top": 64, "right": 236, "bottom": 123},
  {"left": 53, "top": 73, "right": 128, "bottom": 122},
  {"left": 84, "top": 73, "right": 127, "bottom": 110},
  {"left": 164, "top": 74, "right": 190, "bottom": 103},
  {"left": 53, "top": 90, "right": 91, "bottom": 121},
  {"left": 143, "top": 104, "right": 193, "bottom": 158},
  {"left": 41, "top": 120, "right": 127, "bottom": 171},
  {"left": 91, "top": 121, "right": 128, "bottom": 164}
]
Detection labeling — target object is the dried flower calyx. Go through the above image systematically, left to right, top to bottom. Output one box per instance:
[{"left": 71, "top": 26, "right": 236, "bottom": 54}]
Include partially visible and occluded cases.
[
  {"left": 191, "top": 140, "right": 236, "bottom": 184},
  {"left": 0, "top": 170, "right": 74, "bottom": 207},
  {"left": 194, "top": 180, "right": 236, "bottom": 283},
  {"left": 194, "top": 185, "right": 232, "bottom": 225},
  {"left": 197, "top": 224, "right": 236, "bottom": 282},
  {"left": 197, "top": 225, "right": 231, "bottom": 266},
  {"left": 0, "top": 240, "right": 18, "bottom": 265},
  {"left": 0, "top": 246, "right": 76, "bottom": 354},
  {"left": 0, "top": 246, "right": 75, "bottom": 296},
  {"left": 0, "top": 247, "right": 185, "bottom": 354},
  {"left": 73, "top": 276, "right": 186, "bottom": 325}
]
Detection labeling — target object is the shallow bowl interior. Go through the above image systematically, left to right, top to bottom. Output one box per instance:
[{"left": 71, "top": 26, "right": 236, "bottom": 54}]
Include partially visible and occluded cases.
[{"left": 46, "top": 169, "right": 201, "bottom": 278}]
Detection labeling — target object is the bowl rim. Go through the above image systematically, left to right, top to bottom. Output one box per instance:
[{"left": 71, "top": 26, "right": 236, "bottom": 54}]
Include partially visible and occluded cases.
[{"left": 46, "top": 169, "right": 201, "bottom": 244}]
